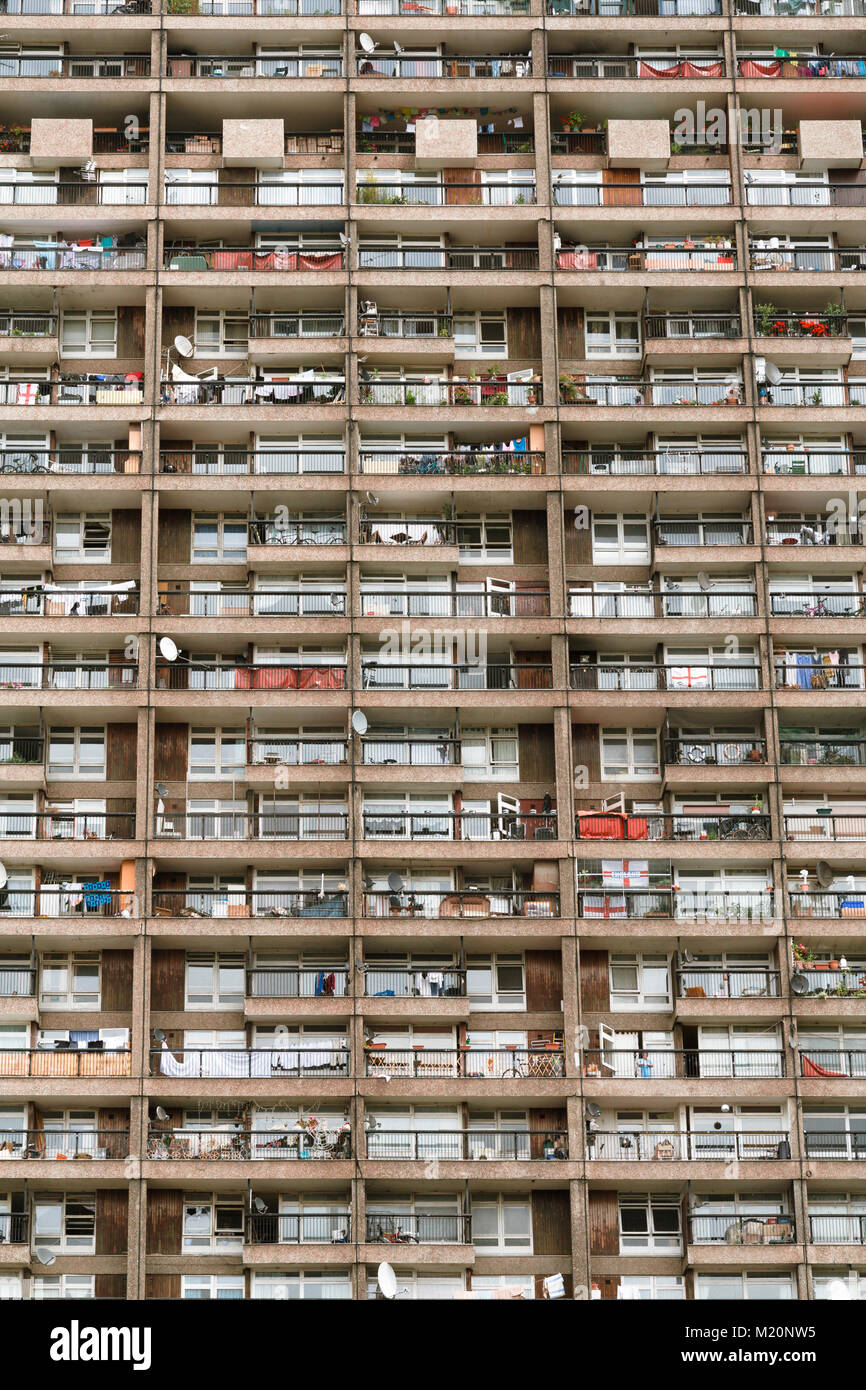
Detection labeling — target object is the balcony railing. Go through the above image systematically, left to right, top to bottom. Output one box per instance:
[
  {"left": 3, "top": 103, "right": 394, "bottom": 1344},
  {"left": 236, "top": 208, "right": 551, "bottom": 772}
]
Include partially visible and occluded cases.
[
  {"left": 166, "top": 0, "right": 340, "bottom": 11},
  {"left": 361, "top": 0, "right": 530, "bottom": 12},
  {"left": 549, "top": 0, "right": 722, "bottom": 10},
  {"left": 734, "top": 0, "right": 865, "bottom": 11},
  {"left": 0, "top": 55, "right": 150, "bottom": 78},
  {"left": 355, "top": 55, "right": 531, "bottom": 78},
  {"left": 549, "top": 55, "right": 725, "bottom": 79},
  {"left": 739, "top": 55, "right": 866, "bottom": 78},
  {"left": 166, "top": 56, "right": 344, "bottom": 77},
  {"left": 166, "top": 132, "right": 344, "bottom": 156},
  {"left": 550, "top": 132, "right": 606, "bottom": 155},
  {"left": 0, "top": 182, "right": 148, "bottom": 206},
  {"left": 164, "top": 182, "right": 344, "bottom": 208},
  {"left": 355, "top": 182, "right": 536, "bottom": 206},
  {"left": 553, "top": 182, "right": 731, "bottom": 207},
  {"left": 747, "top": 184, "right": 866, "bottom": 207},
  {"left": 0, "top": 245, "right": 147, "bottom": 272},
  {"left": 359, "top": 246, "right": 538, "bottom": 270},
  {"left": 557, "top": 246, "right": 737, "bottom": 273},
  {"left": 751, "top": 246, "right": 866, "bottom": 273},
  {"left": 164, "top": 247, "right": 344, "bottom": 272},
  {"left": 354, "top": 310, "right": 453, "bottom": 339},
  {"left": 0, "top": 312, "right": 57, "bottom": 337},
  {"left": 249, "top": 312, "right": 346, "bottom": 339},
  {"left": 754, "top": 312, "right": 849, "bottom": 339},
  {"left": 644, "top": 313, "right": 742, "bottom": 340},
  {"left": 161, "top": 377, "right": 345, "bottom": 405},
  {"left": 0, "top": 379, "right": 144, "bottom": 407},
  {"left": 561, "top": 379, "right": 742, "bottom": 407},
  {"left": 359, "top": 380, "right": 540, "bottom": 406},
  {"left": 761, "top": 384, "right": 866, "bottom": 408},
  {"left": 563, "top": 447, "right": 748, "bottom": 476},
  {"left": 160, "top": 449, "right": 346, "bottom": 475},
  {"left": 358, "top": 449, "right": 543, "bottom": 476},
  {"left": 762, "top": 450, "right": 866, "bottom": 476},
  {"left": 359, "top": 519, "right": 456, "bottom": 546},
  {"left": 249, "top": 520, "right": 347, "bottom": 547},
  {"left": 655, "top": 520, "right": 754, "bottom": 545},
  {"left": 765, "top": 520, "right": 862, "bottom": 545},
  {"left": 0, "top": 588, "right": 138, "bottom": 618},
  {"left": 159, "top": 588, "right": 348, "bottom": 617},
  {"left": 360, "top": 590, "right": 550, "bottom": 618},
  {"left": 570, "top": 590, "right": 759, "bottom": 619},
  {"left": 770, "top": 593, "right": 866, "bottom": 617},
  {"left": 0, "top": 660, "right": 135, "bottom": 693},
  {"left": 156, "top": 661, "right": 346, "bottom": 690},
  {"left": 362, "top": 661, "right": 554, "bottom": 690},
  {"left": 775, "top": 661, "right": 864, "bottom": 690},
  {"left": 570, "top": 663, "right": 763, "bottom": 692},
  {"left": 362, "top": 735, "right": 460, "bottom": 765},
  {"left": 248, "top": 736, "right": 347, "bottom": 765},
  {"left": 665, "top": 737, "right": 767, "bottom": 765},
  {"left": 780, "top": 738, "right": 866, "bottom": 766},
  {"left": 0, "top": 810, "right": 136, "bottom": 840},
  {"left": 362, "top": 810, "right": 558, "bottom": 841},
  {"left": 154, "top": 812, "right": 349, "bottom": 841},
  {"left": 575, "top": 813, "right": 771, "bottom": 842},
  {"left": 786, "top": 815, "right": 866, "bottom": 840},
  {"left": 0, "top": 889, "right": 135, "bottom": 919},
  {"left": 152, "top": 889, "right": 348, "bottom": 919},
  {"left": 362, "top": 889, "right": 559, "bottom": 918},
  {"left": 576, "top": 889, "right": 776, "bottom": 921},
  {"left": 790, "top": 892, "right": 866, "bottom": 920},
  {"left": 247, "top": 967, "right": 350, "bottom": 998},
  {"left": 0, "top": 968, "right": 35, "bottom": 995},
  {"left": 363, "top": 968, "right": 466, "bottom": 997},
  {"left": 676, "top": 968, "right": 782, "bottom": 998},
  {"left": 790, "top": 968, "right": 866, "bottom": 997},
  {"left": 365, "top": 1046, "right": 565, "bottom": 1077},
  {"left": 153, "top": 1047, "right": 351, "bottom": 1078},
  {"left": 0, "top": 1048, "right": 131, "bottom": 1076},
  {"left": 583, "top": 1049, "right": 786, "bottom": 1078},
  {"left": 801, "top": 1049, "right": 866, "bottom": 1076},
  {"left": 147, "top": 1128, "right": 351, "bottom": 1159},
  {"left": 365, "top": 1128, "right": 568, "bottom": 1159},
  {"left": 0, "top": 1129, "right": 129, "bottom": 1159},
  {"left": 587, "top": 1131, "right": 789, "bottom": 1161},
  {"left": 804, "top": 1131, "right": 866, "bottom": 1160},
  {"left": 365, "top": 1213, "right": 470, "bottom": 1243},
  {"left": 0, "top": 1214, "right": 27, "bottom": 1242},
  {"left": 248, "top": 1214, "right": 351, "bottom": 1243},
  {"left": 691, "top": 1215, "right": 796, "bottom": 1244},
  {"left": 809, "top": 1215, "right": 866, "bottom": 1244}
]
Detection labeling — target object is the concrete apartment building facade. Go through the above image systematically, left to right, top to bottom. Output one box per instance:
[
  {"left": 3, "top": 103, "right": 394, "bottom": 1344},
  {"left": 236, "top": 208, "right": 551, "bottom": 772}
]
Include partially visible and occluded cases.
[{"left": 0, "top": 0, "right": 861, "bottom": 1304}]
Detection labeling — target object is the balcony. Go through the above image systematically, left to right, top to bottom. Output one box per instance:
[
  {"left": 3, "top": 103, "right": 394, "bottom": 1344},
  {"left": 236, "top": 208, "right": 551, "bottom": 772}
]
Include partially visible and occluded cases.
[
  {"left": 165, "top": 0, "right": 340, "bottom": 11},
  {"left": 361, "top": 0, "right": 530, "bottom": 12},
  {"left": 549, "top": 0, "right": 723, "bottom": 10},
  {"left": 733, "top": 0, "right": 865, "bottom": 11},
  {"left": 354, "top": 54, "right": 532, "bottom": 79},
  {"left": 739, "top": 54, "right": 866, "bottom": 79},
  {"left": 166, "top": 55, "right": 344, "bottom": 79},
  {"left": 549, "top": 55, "right": 725, "bottom": 79},
  {"left": 0, "top": 56, "right": 150, "bottom": 79},
  {"left": 550, "top": 131, "right": 607, "bottom": 155},
  {"left": 165, "top": 132, "right": 345, "bottom": 156},
  {"left": 0, "top": 180, "right": 148, "bottom": 207},
  {"left": 355, "top": 180, "right": 536, "bottom": 207},
  {"left": 554, "top": 180, "right": 731, "bottom": 208},
  {"left": 164, "top": 181, "right": 344, "bottom": 208},
  {"left": 747, "top": 182, "right": 866, "bottom": 207},
  {"left": 0, "top": 242, "right": 146, "bottom": 273},
  {"left": 361, "top": 245, "right": 538, "bottom": 272},
  {"left": 558, "top": 245, "right": 737, "bottom": 273},
  {"left": 751, "top": 245, "right": 866, "bottom": 274},
  {"left": 164, "top": 246, "right": 345, "bottom": 273},
  {"left": 753, "top": 310, "right": 850, "bottom": 341},
  {"left": 248, "top": 311, "right": 346, "bottom": 347},
  {"left": 0, "top": 312, "right": 58, "bottom": 359},
  {"left": 644, "top": 312, "right": 742, "bottom": 342},
  {"left": 160, "top": 376, "right": 345, "bottom": 406},
  {"left": 0, "top": 377, "right": 144, "bottom": 407},
  {"left": 561, "top": 378, "right": 743, "bottom": 407},
  {"left": 359, "top": 379, "right": 540, "bottom": 407},
  {"left": 761, "top": 383, "right": 866, "bottom": 409},
  {"left": 563, "top": 446, "right": 748, "bottom": 477},
  {"left": 160, "top": 448, "right": 346, "bottom": 475},
  {"left": 358, "top": 448, "right": 544, "bottom": 476},
  {"left": 248, "top": 519, "right": 347, "bottom": 548},
  {"left": 359, "top": 519, "right": 456, "bottom": 547},
  {"left": 655, "top": 519, "right": 754, "bottom": 546},
  {"left": 765, "top": 519, "right": 863, "bottom": 545},
  {"left": 0, "top": 587, "right": 138, "bottom": 619},
  {"left": 159, "top": 588, "right": 348, "bottom": 618},
  {"left": 360, "top": 590, "right": 550, "bottom": 619},
  {"left": 771, "top": 592, "right": 866, "bottom": 618},
  {"left": 774, "top": 659, "right": 864, "bottom": 690},
  {"left": 0, "top": 660, "right": 138, "bottom": 691},
  {"left": 157, "top": 660, "right": 346, "bottom": 691},
  {"left": 361, "top": 660, "right": 554, "bottom": 691},
  {"left": 570, "top": 663, "right": 763, "bottom": 692},
  {"left": 248, "top": 735, "right": 348, "bottom": 766},
  {"left": 361, "top": 735, "right": 460, "bottom": 767},
  {"left": 665, "top": 737, "right": 768, "bottom": 767},
  {"left": 781, "top": 738, "right": 866, "bottom": 767},
  {"left": 0, "top": 810, "right": 136, "bottom": 841},
  {"left": 362, "top": 810, "right": 557, "bottom": 842},
  {"left": 154, "top": 811, "right": 349, "bottom": 841},
  {"left": 575, "top": 813, "right": 771, "bottom": 843},
  {"left": 786, "top": 814, "right": 866, "bottom": 843},
  {"left": 0, "top": 888, "right": 134, "bottom": 919},
  {"left": 152, "top": 888, "right": 348, "bottom": 919},
  {"left": 362, "top": 889, "right": 559, "bottom": 919},
  {"left": 576, "top": 889, "right": 776, "bottom": 922},
  {"left": 790, "top": 891, "right": 866, "bottom": 920},
  {"left": 789, "top": 965, "right": 866, "bottom": 998},
  {"left": 0, "top": 967, "right": 35, "bottom": 997},
  {"left": 247, "top": 967, "right": 350, "bottom": 998},
  {"left": 363, "top": 967, "right": 466, "bottom": 997},
  {"left": 676, "top": 968, "right": 782, "bottom": 998},
  {"left": 153, "top": 1045, "right": 351, "bottom": 1079},
  {"left": 364, "top": 1046, "right": 565, "bottom": 1078},
  {"left": 0, "top": 1047, "right": 131, "bottom": 1076},
  {"left": 583, "top": 1049, "right": 786, "bottom": 1079},
  {"left": 801, "top": 1049, "right": 866, "bottom": 1076},
  {"left": 364, "top": 1128, "right": 568, "bottom": 1159},
  {"left": 0, "top": 1129, "right": 129, "bottom": 1160},
  {"left": 146, "top": 1129, "right": 350, "bottom": 1160},
  {"left": 587, "top": 1131, "right": 789, "bottom": 1161},
  {"left": 804, "top": 1131, "right": 866, "bottom": 1160},
  {"left": 365, "top": 1213, "right": 470, "bottom": 1243},
  {"left": 0, "top": 1214, "right": 28, "bottom": 1246},
  {"left": 248, "top": 1214, "right": 352, "bottom": 1244},
  {"left": 690, "top": 1215, "right": 796, "bottom": 1245},
  {"left": 809, "top": 1215, "right": 866, "bottom": 1244}
]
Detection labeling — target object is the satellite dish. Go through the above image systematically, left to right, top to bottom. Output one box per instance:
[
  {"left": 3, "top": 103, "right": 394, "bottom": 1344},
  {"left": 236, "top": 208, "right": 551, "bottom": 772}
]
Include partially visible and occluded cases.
[
  {"left": 359, "top": 32, "right": 376, "bottom": 52},
  {"left": 393, "top": 39, "right": 404, "bottom": 54},
  {"left": 338, "top": 232, "right": 350, "bottom": 248},
  {"left": 173, "top": 335, "right": 194, "bottom": 359},
  {"left": 765, "top": 359, "right": 782, "bottom": 386},
  {"left": 365, "top": 492, "right": 379, "bottom": 507},
  {"left": 697, "top": 572, "right": 713, "bottom": 592},
  {"left": 330, "top": 592, "right": 343, "bottom": 609},
  {"left": 158, "top": 636, "right": 179, "bottom": 663},
  {"left": 352, "top": 709, "right": 369, "bottom": 735},
  {"left": 155, "top": 782, "right": 169, "bottom": 799},
  {"left": 816, "top": 860, "right": 834, "bottom": 888},
  {"left": 0, "top": 863, "right": 7, "bottom": 890},
  {"left": 387, "top": 872, "right": 404, "bottom": 893},
  {"left": 681, "top": 948, "right": 695, "bottom": 963},
  {"left": 790, "top": 973, "right": 810, "bottom": 996},
  {"left": 153, "top": 1028, "right": 167, "bottom": 1045},
  {"left": 586, "top": 1101, "right": 601, "bottom": 1119},
  {"left": 155, "top": 1106, "right": 169, "bottom": 1121},
  {"left": 253, "top": 1196, "right": 267, "bottom": 1214},
  {"left": 35, "top": 1248, "right": 56, "bottom": 1266},
  {"left": 377, "top": 1262, "right": 398, "bottom": 1300},
  {"left": 828, "top": 1279, "right": 852, "bottom": 1301}
]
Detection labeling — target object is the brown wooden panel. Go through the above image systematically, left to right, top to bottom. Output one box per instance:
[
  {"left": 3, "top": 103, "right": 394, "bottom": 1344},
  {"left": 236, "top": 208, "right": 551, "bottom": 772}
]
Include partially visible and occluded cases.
[
  {"left": 443, "top": 166, "right": 482, "bottom": 204},
  {"left": 219, "top": 167, "right": 255, "bottom": 206},
  {"left": 603, "top": 167, "right": 641, "bottom": 206},
  {"left": 117, "top": 306, "right": 146, "bottom": 359},
  {"left": 162, "top": 306, "right": 195, "bottom": 346},
  {"left": 506, "top": 307, "right": 541, "bottom": 358},
  {"left": 557, "top": 307, "right": 583, "bottom": 358},
  {"left": 110, "top": 509, "right": 140, "bottom": 565},
  {"left": 512, "top": 509, "right": 547, "bottom": 564},
  {"left": 157, "top": 510, "right": 191, "bottom": 563},
  {"left": 564, "top": 511, "right": 593, "bottom": 564},
  {"left": 572, "top": 722, "right": 601, "bottom": 780},
  {"left": 107, "top": 723, "right": 137, "bottom": 781},
  {"left": 518, "top": 723, "right": 555, "bottom": 782},
  {"left": 154, "top": 724, "right": 188, "bottom": 781},
  {"left": 150, "top": 949, "right": 185, "bottom": 1011},
  {"left": 580, "top": 949, "right": 610, "bottom": 1012},
  {"left": 101, "top": 950, "right": 133, "bottom": 1011},
  {"left": 525, "top": 950, "right": 562, "bottom": 1011},
  {"left": 528, "top": 1106, "right": 568, "bottom": 1159},
  {"left": 97, "top": 1108, "right": 131, "bottom": 1160},
  {"left": 95, "top": 1188, "right": 128, "bottom": 1255},
  {"left": 146, "top": 1189, "right": 182, "bottom": 1255},
  {"left": 532, "top": 1189, "right": 571, "bottom": 1255},
  {"left": 588, "top": 1189, "right": 619, "bottom": 1255},
  {"left": 95, "top": 1273, "right": 127, "bottom": 1299},
  {"left": 146, "top": 1274, "right": 181, "bottom": 1300},
  {"left": 599, "top": 1276, "right": 620, "bottom": 1300}
]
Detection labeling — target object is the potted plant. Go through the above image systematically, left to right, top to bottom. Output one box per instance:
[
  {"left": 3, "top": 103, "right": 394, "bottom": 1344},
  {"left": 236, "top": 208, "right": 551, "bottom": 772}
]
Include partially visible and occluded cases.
[{"left": 754, "top": 302, "right": 777, "bottom": 336}]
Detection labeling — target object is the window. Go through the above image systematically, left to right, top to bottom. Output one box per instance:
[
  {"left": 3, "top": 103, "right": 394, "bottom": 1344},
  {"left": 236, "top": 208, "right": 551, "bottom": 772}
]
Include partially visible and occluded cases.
[
  {"left": 60, "top": 311, "right": 117, "bottom": 357},
  {"left": 194, "top": 311, "right": 248, "bottom": 357},
  {"left": 585, "top": 312, "right": 641, "bottom": 357},
  {"left": 452, "top": 313, "right": 507, "bottom": 356},
  {"left": 54, "top": 514, "right": 111, "bottom": 563},
  {"left": 192, "top": 515, "right": 247, "bottom": 563},
  {"left": 456, "top": 515, "right": 513, "bottom": 562},
  {"left": 591, "top": 515, "right": 651, "bottom": 565},
  {"left": 46, "top": 727, "right": 105, "bottom": 778},
  {"left": 188, "top": 728, "right": 245, "bottom": 778},
  {"left": 460, "top": 728, "right": 518, "bottom": 780},
  {"left": 600, "top": 728, "right": 660, "bottom": 778},
  {"left": 39, "top": 953, "right": 100, "bottom": 1009},
  {"left": 185, "top": 954, "right": 245, "bottom": 1009},
  {"left": 466, "top": 954, "right": 525, "bottom": 1010},
  {"left": 609, "top": 954, "right": 671, "bottom": 1010},
  {"left": 33, "top": 1193, "right": 95, "bottom": 1251},
  {"left": 182, "top": 1194, "right": 244, "bottom": 1251},
  {"left": 619, "top": 1195, "right": 682, "bottom": 1252},
  {"left": 471, "top": 1197, "right": 532, "bottom": 1252},
  {"left": 252, "top": 1272, "right": 351, "bottom": 1300},
  {"left": 695, "top": 1274, "right": 794, "bottom": 1299},
  {"left": 33, "top": 1275, "right": 94, "bottom": 1300},
  {"left": 182, "top": 1275, "right": 244, "bottom": 1300},
  {"left": 471, "top": 1275, "right": 535, "bottom": 1299},
  {"left": 618, "top": 1275, "right": 685, "bottom": 1301}
]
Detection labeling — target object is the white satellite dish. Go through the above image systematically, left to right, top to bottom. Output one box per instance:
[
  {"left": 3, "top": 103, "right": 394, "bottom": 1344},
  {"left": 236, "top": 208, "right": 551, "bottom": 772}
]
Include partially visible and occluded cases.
[
  {"left": 359, "top": 32, "right": 376, "bottom": 53},
  {"left": 393, "top": 39, "right": 404, "bottom": 54},
  {"left": 338, "top": 232, "right": 350, "bottom": 248},
  {"left": 174, "top": 335, "right": 194, "bottom": 359},
  {"left": 765, "top": 359, "right": 782, "bottom": 386},
  {"left": 365, "top": 492, "right": 379, "bottom": 507},
  {"left": 697, "top": 572, "right": 713, "bottom": 592},
  {"left": 158, "top": 636, "right": 179, "bottom": 663},
  {"left": 351, "top": 709, "right": 369, "bottom": 735},
  {"left": 0, "top": 862, "right": 8, "bottom": 889},
  {"left": 387, "top": 872, "right": 404, "bottom": 893},
  {"left": 155, "top": 1106, "right": 169, "bottom": 1121},
  {"left": 34, "top": 1248, "right": 56, "bottom": 1266},
  {"left": 377, "top": 1262, "right": 398, "bottom": 1300},
  {"left": 827, "top": 1279, "right": 852, "bottom": 1300}
]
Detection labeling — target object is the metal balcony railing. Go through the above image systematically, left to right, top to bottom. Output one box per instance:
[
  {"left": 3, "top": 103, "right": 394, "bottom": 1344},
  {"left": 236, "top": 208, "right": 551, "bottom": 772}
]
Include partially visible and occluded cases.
[
  {"left": 166, "top": 0, "right": 340, "bottom": 11},
  {"left": 361, "top": 0, "right": 529, "bottom": 12},
  {"left": 549, "top": 0, "right": 722, "bottom": 12},
  {"left": 734, "top": 0, "right": 865, "bottom": 11},
  {"left": 355, "top": 54, "right": 531, "bottom": 78},
  {"left": 549, "top": 54, "right": 725, "bottom": 79},
  {"left": 0, "top": 55, "right": 150, "bottom": 77},
  {"left": 166, "top": 55, "right": 344, "bottom": 77},
  {"left": 739, "top": 55, "right": 866, "bottom": 78},
  {"left": 740, "top": 130, "right": 798, "bottom": 155},
  {"left": 550, "top": 131, "right": 606, "bottom": 155},
  {"left": 355, "top": 181, "right": 535, "bottom": 207},
  {"left": 0, "top": 182, "right": 147, "bottom": 207},
  {"left": 164, "top": 182, "right": 344, "bottom": 207},
  {"left": 553, "top": 182, "right": 732, "bottom": 207},
  {"left": 747, "top": 183, "right": 866, "bottom": 207},
  {"left": 0, "top": 244, "right": 147, "bottom": 271},
  {"left": 359, "top": 245, "right": 539, "bottom": 270},
  {"left": 557, "top": 246, "right": 737, "bottom": 273},
  {"left": 751, "top": 246, "right": 866, "bottom": 273},
  {"left": 164, "top": 247, "right": 344, "bottom": 272},
  {"left": 356, "top": 310, "right": 453, "bottom": 339},
  {"left": 0, "top": 312, "right": 57, "bottom": 336},
  {"left": 249, "top": 312, "right": 346, "bottom": 339},
  {"left": 754, "top": 312, "right": 849, "bottom": 338},
  {"left": 644, "top": 313, "right": 742, "bottom": 340},
  {"left": 160, "top": 377, "right": 345, "bottom": 405},
  {"left": 0, "top": 379, "right": 145, "bottom": 406},
  {"left": 359, "top": 379, "right": 540, "bottom": 406},
  {"left": 561, "top": 379, "right": 742, "bottom": 407},
  {"left": 760, "top": 383, "right": 866, "bottom": 408},
  {"left": 563, "top": 447, "right": 748, "bottom": 476},
  {"left": 160, "top": 449, "right": 346, "bottom": 475},
  {"left": 359, "top": 449, "right": 543, "bottom": 476},
  {"left": 762, "top": 450, "right": 866, "bottom": 476},
  {"left": 359, "top": 519, "right": 456, "bottom": 546},
  {"left": 248, "top": 520, "right": 346, "bottom": 545},
  {"left": 655, "top": 520, "right": 754, "bottom": 545},
  {"left": 765, "top": 520, "right": 862, "bottom": 544},
  {"left": 0, "top": 588, "right": 138, "bottom": 617},
  {"left": 159, "top": 588, "right": 348, "bottom": 617},
  {"left": 359, "top": 590, "right": 550, "bottom": 618},
  {"left": 570, "top": 591, "right": 758, "bottom": 619},
  {"left": 770, "top": 593, "right": 866, "bottom": 617},
  {"left": 156, "top": 660, "right": 346, "bottom": 690},
  {"left": 774, "top": 660, "right": 864, "bottom": 689},
  {"left": 0, "top": 661, "right": 137, "bottom": 691},
  {"left": 361, "top": 661, "right": 554, "bottom": 690},
  {"left": 570, "top": 662, "right": 763, "bottom": 691},
  {"left": 248, "top": 735, "right": 348, "bottom": 765},
  {"left": 361, "top": 735, "right": 460, "bottom": 765},
  {"left": 665, "top": 736, "right": 768, "bottom": 765},
  {"left": 780, "top": 738, "right": 866, "bottom": 766},
  {"left": 0, "top": 810, "right": 136, "bottom": 840},
  {"left": 362, "top": 810, "right": 558, "bottom": 841},
  {"left": 153, "top": 811, "right": 349, "bottom": 841},
  {"left": 575, "top": 813, "right": 771, "bottom": 842},
  {"left": 786, "top": 814, "right": 866, "bottom": 840},
  {"left": 0, "top": 889, "right": 134, "bottom": 919},
  {"left": 152, "top": 889, "right": 348, "bottom": 919},
  {"left": 363, "top": 889, "right": 559, "bottom": 918},
  {"left": 576, "top": 889, "right": 776, "bottom": 921},
  {"left": 790, "top": 892, "right": 866, "bottom": 919},
  {"left": 246, "top": 967, "right": 350, "bottom": 998},
  {"left": 0, "top": 968, "right": 35, "bottom": 995},
  {"left": 363, "top": 968, "right": 466, "bottom": 997},
  {"left": 676, "top": 968, "right": 782, "bottom": 998},
  {"left": 790, "top": 968, "right": 866, "bottom": 997},
  {"left": 365, "top": 1046, "right": 565, "bottom": 1078},
  {"left": 152, "top": 1047, "right": 350, "bottom": 1078},
  {"left": 0, "top": 1048, "right": 131, "bottom": 1076},
  {"left": 583, "top": 1049, "right": 786, "bottom": 1078},
  {"left": 801, "top": 1049, "right": 866, "bottom": 1076},
  {"left": 147, "top": 1128, "right": 350, "bottom": 1158},
  {"left": 365, "top": 1128, "right": 568, "bottom": 1159},
  {"left": 0, "top": 1129, "right": 129, "bottom": 1159},
  {"left": 587, "top": 1131, "right": 789, "bottom": 1161},
  {"left": 804, "top": 1131, "right": 866, "bottom": 1160},
  {"left": 0, "top": 1214, "right": 28, "bottom": 1242},
  {"left": 248, "top": 1214, "right": 351, "bottom": 1243},
  {"left": 366, "top": 1214, "right": 470, "bottom": 1243},
  {"left": 691, "top": 1215, "right": 796, "bottom": 1244},
  {"left": 809, "top": 1215, "right": 866, "bottom": 1244}
]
